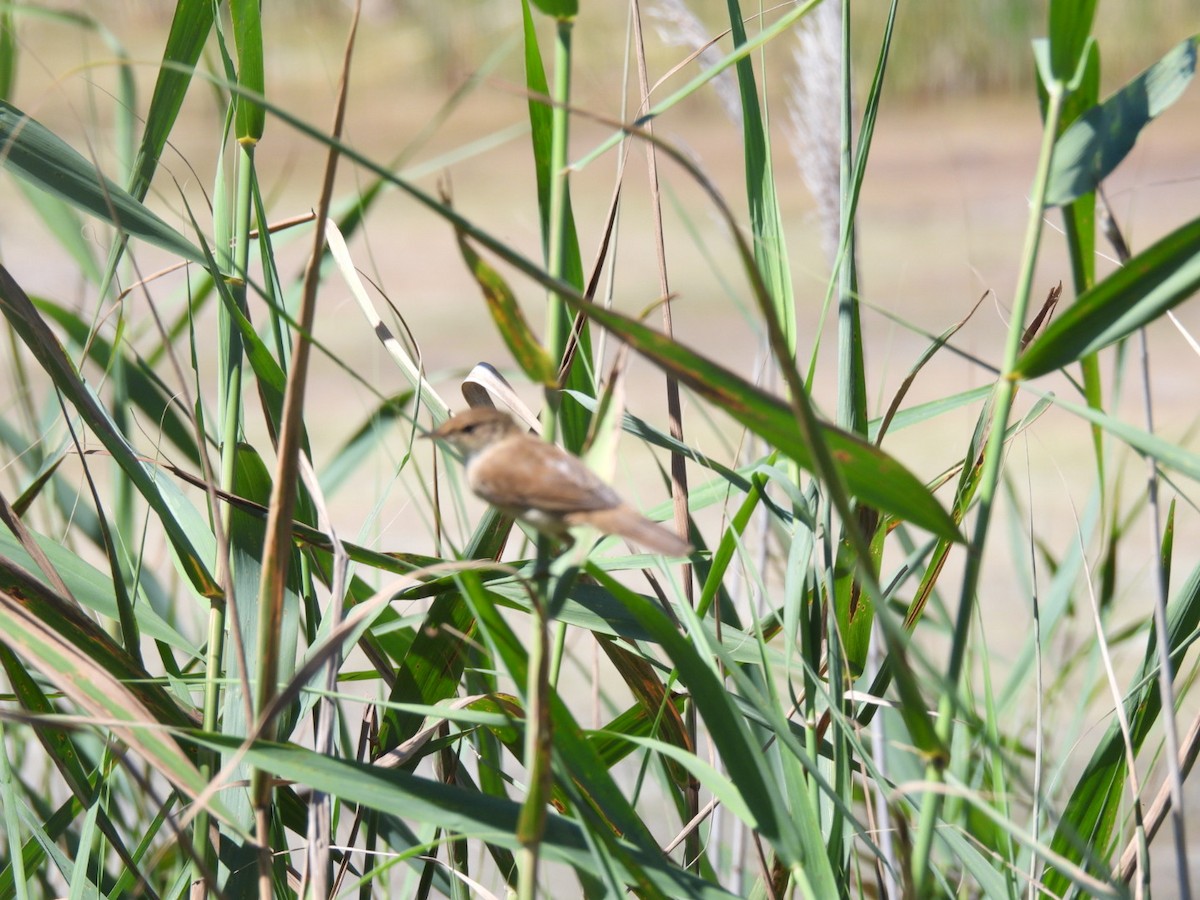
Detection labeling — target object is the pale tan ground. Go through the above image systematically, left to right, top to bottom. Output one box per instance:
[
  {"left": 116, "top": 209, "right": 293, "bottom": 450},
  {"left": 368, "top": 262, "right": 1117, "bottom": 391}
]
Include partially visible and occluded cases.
[{"left": 3, "top": 4, "right": 1200, "bottom": 892}]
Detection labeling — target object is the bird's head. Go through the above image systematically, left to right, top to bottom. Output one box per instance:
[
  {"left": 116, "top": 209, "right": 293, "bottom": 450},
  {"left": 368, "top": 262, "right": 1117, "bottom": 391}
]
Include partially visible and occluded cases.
[{"left": 426, "top": 407, "right": 522, "bottom": 457}]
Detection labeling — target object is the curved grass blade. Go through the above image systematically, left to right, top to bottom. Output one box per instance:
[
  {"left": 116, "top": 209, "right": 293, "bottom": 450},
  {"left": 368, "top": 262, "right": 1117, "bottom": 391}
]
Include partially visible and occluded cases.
[
  {"left": 1046, "top": 36, "right": 1197, "bottom": 207},
  {"left": 0, "top": 100, "right": 204, "bottom": 262},
  {"left": 1015, "top": 214, "right": 1200, "bottom": 378},
  {"left": 563, "top": 298, "right": 960, "bottom": 541},
  {"left": 0, "top": 527, "right": 193, "bottom": 655},
  {"left": 0, "top": 555, "right": 194, "bottom": 729},
  {"left": 0, "top": 584, "right": 236, "bottom": 828},
  {"left": 0, "top": 644, "right": 156, "bottom": 895},
  {"left": 185, "top": 731, "right": 736, "bottom": 898}
]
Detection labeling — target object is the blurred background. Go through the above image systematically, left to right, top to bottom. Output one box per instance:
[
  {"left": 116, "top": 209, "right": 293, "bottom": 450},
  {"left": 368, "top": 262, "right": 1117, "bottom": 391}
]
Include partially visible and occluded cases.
[{"left": 3, "top": 1, "right": 1200, "bottom": 893}]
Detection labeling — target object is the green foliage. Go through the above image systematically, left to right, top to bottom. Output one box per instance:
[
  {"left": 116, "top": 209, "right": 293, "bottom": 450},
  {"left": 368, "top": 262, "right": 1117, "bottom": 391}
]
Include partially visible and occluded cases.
[{"left": 0, "top": 3, "right": 1195, "bottom": 898}]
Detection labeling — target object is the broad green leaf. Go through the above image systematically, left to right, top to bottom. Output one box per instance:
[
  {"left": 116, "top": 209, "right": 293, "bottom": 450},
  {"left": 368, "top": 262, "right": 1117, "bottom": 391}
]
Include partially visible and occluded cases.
[
  {"left": 127, "top": 0, "right": 216, "bottom": 198},
  {"left": 230, "top": 0, "right": 265, "bottom": 142},
  {"left": 528, "top": 0, "right": 577, "bottom": 18},
  {"left": 1047, "top": 0, "right": 1098, "bottom": 86},
  {"left": 0, "top": 7, "right": 14, "bottom": 100},
  {"left": 1046, "top": 36, "right": 1197, "bottom": 207},
  {"left": 0, "top": 100, "right": 204, "bottom": 262},
  {"left": 1015, "top": 214, "right": 1200, "bottom": 377},
  {"left": 377, "top": 592, "right": 478, "bottom": 754}
]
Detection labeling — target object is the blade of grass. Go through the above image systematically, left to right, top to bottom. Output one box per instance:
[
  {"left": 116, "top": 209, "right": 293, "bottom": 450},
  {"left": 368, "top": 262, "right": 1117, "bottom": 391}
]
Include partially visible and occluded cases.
[{"left": 0, "top": 100, "right": 204, "bottom": 262}]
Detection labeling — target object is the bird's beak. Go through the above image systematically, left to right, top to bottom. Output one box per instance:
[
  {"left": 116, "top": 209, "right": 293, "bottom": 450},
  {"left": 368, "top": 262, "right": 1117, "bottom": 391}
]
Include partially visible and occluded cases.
[{"left": 420, "top": 420, "right": 448, "bottom": 441}]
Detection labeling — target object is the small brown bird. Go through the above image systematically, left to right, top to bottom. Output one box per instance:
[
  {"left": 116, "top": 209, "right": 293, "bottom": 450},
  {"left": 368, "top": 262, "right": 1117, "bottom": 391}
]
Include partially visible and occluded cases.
[{"left": 427, "top": 407, "right": 691, "bottom": 556}]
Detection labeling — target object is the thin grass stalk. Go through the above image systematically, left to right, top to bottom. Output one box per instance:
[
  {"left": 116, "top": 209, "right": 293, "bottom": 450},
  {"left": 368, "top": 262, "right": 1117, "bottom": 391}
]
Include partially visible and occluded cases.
[
  {"left": 630, "top": 0, "right": 698, "bottom": 872},
  {"left": 835, "top": 0, "right": 865, "bottom": 436},
  {"left": 522, "top": 10, "right": 575, "bottom": 893},
  {"left": 250, "top": 26, "right": 353, "bottom": 900},
  {"left": 107, "top": 35, "right": 140, "bottom": 672},
  {"left": 910, "top": 84, "right": 1067, "bottom": 895},
  {"left": 198, "top": 94, "right": 260, "bottom": 886},
  {"left": 1136, "top": 324, "right": 1191, "bottom": 897},
  {"left": 1024, "top": 445, "right": 1045, "bottom": 899},
  {"left": 1075, "top": 501, "right": 1147, "bottom": 895},
  {"left": 518, "top": 540, "right": 553, "bottom": 900},
  {"left": 0, "top": 718, "right": 28, "bottom": 898}
]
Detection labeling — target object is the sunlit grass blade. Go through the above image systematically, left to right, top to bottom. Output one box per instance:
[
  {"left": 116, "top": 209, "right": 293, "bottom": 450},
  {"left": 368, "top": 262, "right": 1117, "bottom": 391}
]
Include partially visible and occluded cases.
[
  {"left": 230, "top": 0, "right": 265, "bottom": 143},
  {"left": 722, "top": 0, "right": 795, "bottom": 358},
  {"left": 1048, "top": 0, "right": 1099, "bottom": 82},
  {"left": 0, "top": 100, "right": 204, "bottom": 262},
  {"left": 0, "top": 527, "right": 193, "bottom": 654}
]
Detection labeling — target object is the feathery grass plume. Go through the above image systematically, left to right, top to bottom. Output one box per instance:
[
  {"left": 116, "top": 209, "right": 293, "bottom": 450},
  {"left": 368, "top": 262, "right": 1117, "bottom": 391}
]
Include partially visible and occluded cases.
[
  {"left": 648, "top": 0, "right": 741, "bottom": 124},
  {"left": 787, "top": 0, "right": 843, "bottom": 267}
]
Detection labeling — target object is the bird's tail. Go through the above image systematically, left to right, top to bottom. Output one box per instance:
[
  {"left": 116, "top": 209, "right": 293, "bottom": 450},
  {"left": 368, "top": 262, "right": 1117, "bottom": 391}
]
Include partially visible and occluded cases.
[{"left": 576, "top": 506, "right": 692, "bottom": 557}]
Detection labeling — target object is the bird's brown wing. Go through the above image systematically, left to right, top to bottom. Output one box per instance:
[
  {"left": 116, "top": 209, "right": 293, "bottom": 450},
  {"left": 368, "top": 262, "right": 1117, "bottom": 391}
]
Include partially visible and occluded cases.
[{"left": 469, "top": 436, "right": 620, "bottom": 513}]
